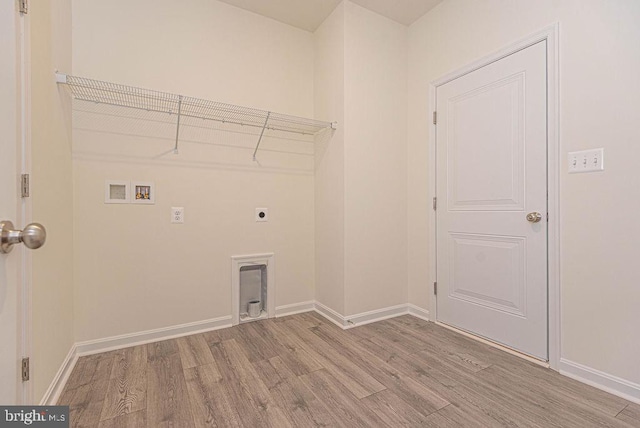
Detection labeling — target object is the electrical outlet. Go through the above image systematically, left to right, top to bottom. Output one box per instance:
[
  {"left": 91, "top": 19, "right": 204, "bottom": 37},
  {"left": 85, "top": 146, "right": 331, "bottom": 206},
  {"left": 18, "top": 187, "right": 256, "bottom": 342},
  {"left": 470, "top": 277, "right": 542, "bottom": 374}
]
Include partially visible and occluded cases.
[
  {"left": 568, "top": 148, "right": 604, "bottom": 173},
  {"left": 171, "top": 207, "right": 184, "bottom": 224},
  {"left": 255, "top": 208, "right": 268, "bottom": 222}
]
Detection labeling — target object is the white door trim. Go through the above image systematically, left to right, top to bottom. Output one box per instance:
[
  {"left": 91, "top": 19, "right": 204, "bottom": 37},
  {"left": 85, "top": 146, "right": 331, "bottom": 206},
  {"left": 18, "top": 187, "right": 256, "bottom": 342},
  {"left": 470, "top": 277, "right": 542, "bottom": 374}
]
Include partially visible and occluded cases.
[
  {"left": 18, "top": 7, "right": 33, "bottom": 404},
  {"left": 428, "top": 23, "right": 560, "bottom": 369}
]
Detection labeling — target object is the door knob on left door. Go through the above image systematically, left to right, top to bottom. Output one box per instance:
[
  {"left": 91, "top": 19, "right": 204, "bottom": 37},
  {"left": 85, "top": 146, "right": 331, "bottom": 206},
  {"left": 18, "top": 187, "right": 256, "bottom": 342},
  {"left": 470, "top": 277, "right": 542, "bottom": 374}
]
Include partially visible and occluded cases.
[{"left": 0, "top": 220, "right": 46, "bottom": 254}]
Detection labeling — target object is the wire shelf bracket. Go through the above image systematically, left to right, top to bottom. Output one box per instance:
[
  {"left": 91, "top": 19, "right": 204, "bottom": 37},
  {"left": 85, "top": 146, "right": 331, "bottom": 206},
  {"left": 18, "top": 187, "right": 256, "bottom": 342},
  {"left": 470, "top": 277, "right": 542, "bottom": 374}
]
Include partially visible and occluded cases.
[{"left": 55, "top": 73, "right": 336, "bottom": 159}]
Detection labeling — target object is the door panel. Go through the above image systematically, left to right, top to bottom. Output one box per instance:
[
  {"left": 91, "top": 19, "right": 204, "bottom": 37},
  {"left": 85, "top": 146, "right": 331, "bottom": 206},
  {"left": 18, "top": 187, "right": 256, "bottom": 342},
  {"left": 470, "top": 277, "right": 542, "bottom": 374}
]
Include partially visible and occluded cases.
[
  {"left": 436, "top": 41, "right": 548, "bottom": 359},
  {"left": 448, "top": 73, "right": 524, "bottom": 211},
  {"left": 448, "top": 233, "right": 526, "bottom": 317}
]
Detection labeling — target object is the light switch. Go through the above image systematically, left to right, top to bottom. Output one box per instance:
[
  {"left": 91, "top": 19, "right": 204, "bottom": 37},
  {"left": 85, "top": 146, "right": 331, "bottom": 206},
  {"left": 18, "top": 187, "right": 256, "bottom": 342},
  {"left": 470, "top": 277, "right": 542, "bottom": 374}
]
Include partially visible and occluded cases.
[{"left": 568, "top": 148, "right": 604, "bottom": 173}]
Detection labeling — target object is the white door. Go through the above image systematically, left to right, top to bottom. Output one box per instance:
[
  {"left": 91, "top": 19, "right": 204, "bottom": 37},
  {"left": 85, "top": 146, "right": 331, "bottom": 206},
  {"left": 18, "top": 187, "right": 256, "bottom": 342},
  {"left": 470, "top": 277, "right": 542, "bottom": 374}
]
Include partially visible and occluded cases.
[
  {"left": 0, "top": 2, "right": 25, "bottom": 403},
  {"left": 436, "top": 41, "right": 548, "bottom": 360}
]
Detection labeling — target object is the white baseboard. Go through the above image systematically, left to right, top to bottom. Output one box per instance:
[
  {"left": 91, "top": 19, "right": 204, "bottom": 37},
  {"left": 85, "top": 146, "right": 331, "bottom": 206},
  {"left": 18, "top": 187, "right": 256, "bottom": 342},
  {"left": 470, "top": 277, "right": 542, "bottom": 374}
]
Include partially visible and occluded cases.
[
  {"left": 275, "top": 301, "right": 315, "bottom": 317},
  {"left": 313, "top": 301, "right": 347, "bottom": 328},
  {"left": 313, "top": 302, "right": 413, "bottom": 329},
  {"left": 343, "top": 304, "right": 409, "bottom": 328},
  {"left": 407, "top": 304, "right": 430, "bottom": 322},
  {"left": 75, "top": 315, "right": 232, "bottom": 357},
  {"left": 40, "top": 344, "right": 78, "bottom": 405},
  {"left": 559, "top": 358, "right": 640, "bottom": 405}
]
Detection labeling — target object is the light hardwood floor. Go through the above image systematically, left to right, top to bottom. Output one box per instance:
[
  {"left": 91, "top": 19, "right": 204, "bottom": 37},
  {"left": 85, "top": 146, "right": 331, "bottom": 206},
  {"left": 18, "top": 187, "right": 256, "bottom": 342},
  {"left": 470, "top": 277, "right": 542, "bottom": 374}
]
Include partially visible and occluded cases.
[{"left": 58, "top": 312, "right": 640, "bottom": 427}]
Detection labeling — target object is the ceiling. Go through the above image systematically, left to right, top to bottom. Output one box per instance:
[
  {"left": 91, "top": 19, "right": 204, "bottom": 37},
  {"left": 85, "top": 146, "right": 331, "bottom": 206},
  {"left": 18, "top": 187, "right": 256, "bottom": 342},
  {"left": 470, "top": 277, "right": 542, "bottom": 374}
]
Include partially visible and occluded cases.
[{"left": 216, "top": 0, "right": 444, "bottom": 32}]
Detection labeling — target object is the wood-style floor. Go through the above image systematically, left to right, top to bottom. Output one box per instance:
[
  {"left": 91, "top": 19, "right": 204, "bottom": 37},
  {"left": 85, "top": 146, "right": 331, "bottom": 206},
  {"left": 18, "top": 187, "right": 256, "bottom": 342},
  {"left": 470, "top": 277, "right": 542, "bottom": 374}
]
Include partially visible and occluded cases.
[{"left": 58, "top": 312, "right": 640, "bottom": 427}]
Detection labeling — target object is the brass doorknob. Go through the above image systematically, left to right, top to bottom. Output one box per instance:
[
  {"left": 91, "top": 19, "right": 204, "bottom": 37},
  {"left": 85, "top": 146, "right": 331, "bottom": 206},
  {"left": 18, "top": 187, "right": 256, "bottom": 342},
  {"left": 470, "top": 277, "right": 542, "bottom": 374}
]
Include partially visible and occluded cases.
[
  {"left": 526, "top": 212, "right": 542, "bottom": 223},
  {"left": 0, "top": 220, "right": 46, "bottom": 254}
]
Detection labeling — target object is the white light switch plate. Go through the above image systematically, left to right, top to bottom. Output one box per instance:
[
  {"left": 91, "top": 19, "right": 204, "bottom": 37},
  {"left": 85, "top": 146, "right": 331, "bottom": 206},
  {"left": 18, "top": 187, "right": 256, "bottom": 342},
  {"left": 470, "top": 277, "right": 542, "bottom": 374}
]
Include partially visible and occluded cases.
[
  {"left": 568, "top": 148, "right": 604, "bottom": 173},
  {"left": 171, "top": 207, "right": 184, "bottom": 223}
]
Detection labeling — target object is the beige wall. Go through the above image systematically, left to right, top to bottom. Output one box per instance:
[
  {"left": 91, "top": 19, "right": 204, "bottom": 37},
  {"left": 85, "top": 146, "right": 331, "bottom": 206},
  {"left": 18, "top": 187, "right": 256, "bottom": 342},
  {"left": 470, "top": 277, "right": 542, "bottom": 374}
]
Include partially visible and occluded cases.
[
  {"left": 30, "top": 0, "right": 75, "bottom": 401},
  {"left": 72, "top": 0, "right": 317, "bottom": 341},
  {"left": 72, "top": 0, "right": 313, "bottom": 115},
  {"left": 408, "top": 0, "right": 640, "bottom": 384},
  {"left": 313, "top": 2, "right": 408, "bottom": 318},
  {"left": 343, "top": 2, "right": 407, "bottom": 315},
  {"left": 314, "top": 3, "right": 346, "bottom": 314}
]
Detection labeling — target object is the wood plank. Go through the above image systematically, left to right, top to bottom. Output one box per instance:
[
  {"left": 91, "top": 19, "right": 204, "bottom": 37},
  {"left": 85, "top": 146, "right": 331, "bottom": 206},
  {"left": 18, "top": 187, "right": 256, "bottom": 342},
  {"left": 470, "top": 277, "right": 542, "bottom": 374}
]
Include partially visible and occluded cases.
[
  {"left": 290, "top": 311, "right": 326, "bottom": 329},
  {"left": 386, "top": 314, "right": 431, "bottom": 329},
  {"left": 385, "top": 318, "right": 492, "bottom": 372},
  {"left": 255, "top": 319, "right": 323, "bottom": 376},
  {"left": 258, "top": 319, "right": 306, "bottom": 355},
  {"left": 278, "top": 319, "right": 386, "bottom": 399},
  {"left": 248, "top": 320, "right": 296, "bottom": 358},
  {"left": 359, "top": 320, "right": 429, "bottom": 354},
  {"left": 231, "top": 321, "right": 286, "bottom": 364},
  {"left": 415, "top": 322, "right": 626, "bottom": 419},
  {"left": 310, "top": 323, "right": 449, "bottom": 415},
  {"left": 342, "top": 323, "right": 378, "bottom": 342},
  {"left": 215, "top": 324, "right": 242, "bottom": 341},
  {"left": 201, "top": 329, "right": 223, "bottom": 346},
  {"left": 177, "top": 334, "right": 215, "bottom": 369},
  {"left": 147, "top": 338, "right": 179, "bottom": 362},
  {"left": 359, "top": 338, "right": 460, "bottom": 390},
  {"left": 219, "top": 339, "right": 292, "bottom": 427},
  {"left": 209, "top": 340, "right": 291, "bottom": 427},
  {"left": 358, "top": 340, "right": 563, "bottom": 427},
  {"left": 208, "top": 341, "right": 265, "bottom": 427},
  {"left": 99, "top": 345, "right": 147, "bottom": 421},
  {"left": 277, "top": 347, "right": 323, "bottom": 377},
  {"left": 400, "top": 349, "right": 575, "bottom": 427},
  {"left": 147, "top": 352, "right": 196, "bottom": 427},
  {"left": 59, "top": 353, "right": 114, "bottom": 406},
  {"left": 63, "top": 353, "right": 115, "bottom": 391},
  {"left": 60, "top": 354, "right": 115, "bottom": 428},
  {"left": 491, "top": 355, "right": 629, "bottom": 417},
  {"left": 253, "top": 356, "right": 338, "bottom": 427},
  {"left": 184, "top": 363, "right": 241, "bottom": 427},
  {"left": 475, "top": 365, "right": 636, "bottom": 428},
  {"left": 299, "top": 369, "right": 387, "bottom": 428},
  {"left": 65, "top": 378, "right": 111, "bottom": 428},
  {"left": 360, "top": 389, "right": 432, "bottom": 426},
  {"left": 422, "top": 403, "right": 504, "bottom": 428},
  {"left": 617, "top": 403, "right": 640, "bottom": 425},
  {"left": 97, "top": 410, "right": 146, "bottom": 428}
]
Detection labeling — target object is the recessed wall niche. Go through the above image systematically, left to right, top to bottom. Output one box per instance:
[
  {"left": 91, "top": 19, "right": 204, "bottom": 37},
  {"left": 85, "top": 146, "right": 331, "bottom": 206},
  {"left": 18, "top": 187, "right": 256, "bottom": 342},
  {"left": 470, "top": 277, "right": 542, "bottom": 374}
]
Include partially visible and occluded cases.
[{"left": 103, "top": 180, "right": 155, "bottom": 204}]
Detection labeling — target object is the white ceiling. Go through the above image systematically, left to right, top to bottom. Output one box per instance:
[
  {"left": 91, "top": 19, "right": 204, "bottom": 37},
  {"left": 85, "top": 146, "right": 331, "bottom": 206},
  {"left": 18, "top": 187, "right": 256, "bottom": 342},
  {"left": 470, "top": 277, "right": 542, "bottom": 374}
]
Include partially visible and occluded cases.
[{"left": 216, "top": 0, "right": 443, "bottom": 32}]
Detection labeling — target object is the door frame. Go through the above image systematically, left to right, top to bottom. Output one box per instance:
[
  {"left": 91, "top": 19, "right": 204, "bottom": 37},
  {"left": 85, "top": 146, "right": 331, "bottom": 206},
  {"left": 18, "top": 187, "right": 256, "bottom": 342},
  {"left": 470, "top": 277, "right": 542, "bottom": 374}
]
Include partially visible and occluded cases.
[
  {"left": 0, "top": 1, "right": 32, "bottom": 404},
  {"left": 18, "top": 6, "right": 34, "bottom": 404},
  {"left": 427, "top": 24, "right": 560, "bottom": 370}
]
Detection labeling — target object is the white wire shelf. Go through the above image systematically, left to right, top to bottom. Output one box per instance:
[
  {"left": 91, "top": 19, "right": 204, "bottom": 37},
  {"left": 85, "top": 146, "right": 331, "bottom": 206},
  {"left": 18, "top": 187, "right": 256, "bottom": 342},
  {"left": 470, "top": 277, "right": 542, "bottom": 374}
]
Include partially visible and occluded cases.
[{"left": 56, "top": 73, "right": 336, "bottom": 159}]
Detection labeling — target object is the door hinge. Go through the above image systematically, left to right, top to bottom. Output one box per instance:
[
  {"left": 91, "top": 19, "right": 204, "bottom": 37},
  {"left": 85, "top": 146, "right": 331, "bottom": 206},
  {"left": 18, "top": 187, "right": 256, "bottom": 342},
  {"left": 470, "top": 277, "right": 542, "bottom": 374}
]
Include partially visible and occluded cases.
[
  {"left": 19, "top": 0, "right": 28, "bottom": 14},
  {"left": 433, "top": 111, "right": 437, "bottom": 125},
  {"left": 21, "top": 174, "right": 29, "bottom": 198},
  {"left": 432, "top": 197, "right": 437, "bottom": 210},
  {"left": 433, "top": 282, "right": 437, "bottom": 295},
  {"left": 21, "top": 358, "right": 29, "bottom": 382}
]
